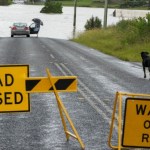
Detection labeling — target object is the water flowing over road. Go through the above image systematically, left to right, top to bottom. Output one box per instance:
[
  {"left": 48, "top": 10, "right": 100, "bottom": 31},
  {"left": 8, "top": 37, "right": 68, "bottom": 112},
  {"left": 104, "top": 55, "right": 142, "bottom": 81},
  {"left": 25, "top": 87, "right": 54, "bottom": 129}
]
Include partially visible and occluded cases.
[{"left": 0, "top": 4, "right": 119, "bottom": 39}]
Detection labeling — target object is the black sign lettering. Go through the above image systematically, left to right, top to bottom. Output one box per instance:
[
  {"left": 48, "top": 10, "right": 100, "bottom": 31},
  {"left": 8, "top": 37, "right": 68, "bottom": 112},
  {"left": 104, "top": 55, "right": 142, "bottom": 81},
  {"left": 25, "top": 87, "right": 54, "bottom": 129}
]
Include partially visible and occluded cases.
[
  {"left": 5, "top": 74, "right": 14, "bottom": 86},
  {"left": 0, "top": 79, "right": 3, "bottom": 86},
  {"left": 5, "top": 92, "right": 12, "bottom": 104},
  {"left": 15, "top": 92, "right": 23, "bottom": 104},
  {"left": 0, "top": 93, "right": 2, "bottom": 104},
  {"left": 136, "top": 104, "right": 147, "bottom": 115},
  {"left": 144, "top": 120, "right": 150, "bottom": 129},
  {"left": 142, "top": 133, "right": 149, "bottom": 142}
]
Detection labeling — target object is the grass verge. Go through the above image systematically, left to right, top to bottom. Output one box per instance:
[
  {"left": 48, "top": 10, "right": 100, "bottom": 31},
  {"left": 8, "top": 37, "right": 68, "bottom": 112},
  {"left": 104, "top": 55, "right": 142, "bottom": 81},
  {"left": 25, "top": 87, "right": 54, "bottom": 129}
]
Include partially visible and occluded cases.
[{"left": 72, "top": 26, "right": 150, "bottom": 62}]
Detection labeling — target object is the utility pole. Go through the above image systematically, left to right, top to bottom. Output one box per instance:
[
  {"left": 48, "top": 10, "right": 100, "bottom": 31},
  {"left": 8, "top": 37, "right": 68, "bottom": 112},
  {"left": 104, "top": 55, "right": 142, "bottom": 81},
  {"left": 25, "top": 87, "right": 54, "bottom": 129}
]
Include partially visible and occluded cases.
[
  {"left": 73, "top": 0, "right": 77, "bottom": 28},
  {"left": 73, "top": 0, "right": 77, "bottom": 38},
  {"left": 103, "top": 0, "right": 108, "bottom": 28}
]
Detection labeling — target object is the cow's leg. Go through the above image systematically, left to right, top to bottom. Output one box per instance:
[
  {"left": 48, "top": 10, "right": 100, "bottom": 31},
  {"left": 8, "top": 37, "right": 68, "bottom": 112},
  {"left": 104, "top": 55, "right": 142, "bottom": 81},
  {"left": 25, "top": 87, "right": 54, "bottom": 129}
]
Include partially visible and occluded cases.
[
  {"left": 142, "top": 62, "right": 146, "bottom": 78},
  {"left": 148, "top": 67, "right": 150, "bottom": 80}
]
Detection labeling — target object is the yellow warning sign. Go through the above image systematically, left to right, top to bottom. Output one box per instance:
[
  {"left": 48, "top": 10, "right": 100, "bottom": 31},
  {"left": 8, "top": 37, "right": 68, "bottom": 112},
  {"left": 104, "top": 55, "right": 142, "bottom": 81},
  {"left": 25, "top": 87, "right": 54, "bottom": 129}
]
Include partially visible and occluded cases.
[
  {"left": 0, "top": 65, "right": 30, "bottom": 112},
  {"left": 0, "top": 65, "right": 84, "bottom": 148},
  {"left": 122, "top": 98, "right": 150, "bottom": 148}
]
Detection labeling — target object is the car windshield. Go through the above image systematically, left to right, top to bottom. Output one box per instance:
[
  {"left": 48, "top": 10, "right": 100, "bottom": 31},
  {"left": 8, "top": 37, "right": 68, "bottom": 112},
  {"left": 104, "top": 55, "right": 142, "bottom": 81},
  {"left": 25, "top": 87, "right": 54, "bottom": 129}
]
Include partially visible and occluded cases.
[{"left": 13, "top": 23, "right": 27, "bottom": 27}]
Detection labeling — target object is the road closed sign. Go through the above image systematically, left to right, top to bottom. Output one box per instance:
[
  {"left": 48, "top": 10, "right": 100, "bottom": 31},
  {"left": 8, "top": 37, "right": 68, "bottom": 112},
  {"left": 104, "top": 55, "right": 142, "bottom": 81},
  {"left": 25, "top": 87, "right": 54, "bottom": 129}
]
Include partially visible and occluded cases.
[
  {"left": 0, "top": 65, "right": 30, "bottom": 112},
  {"left": 122, "top": 97, "right": 150, "bottom": 148}
]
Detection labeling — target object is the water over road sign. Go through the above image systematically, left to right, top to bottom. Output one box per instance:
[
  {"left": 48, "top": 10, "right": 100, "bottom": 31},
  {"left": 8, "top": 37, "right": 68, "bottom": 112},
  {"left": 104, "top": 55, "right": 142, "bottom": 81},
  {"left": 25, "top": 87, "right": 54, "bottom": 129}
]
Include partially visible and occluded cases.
[
  {"left": 0, "top": 65, "right": 30, "bottom": 112},
  {"left": 122, "top": 98, "right": 150, "bottom": 148}
]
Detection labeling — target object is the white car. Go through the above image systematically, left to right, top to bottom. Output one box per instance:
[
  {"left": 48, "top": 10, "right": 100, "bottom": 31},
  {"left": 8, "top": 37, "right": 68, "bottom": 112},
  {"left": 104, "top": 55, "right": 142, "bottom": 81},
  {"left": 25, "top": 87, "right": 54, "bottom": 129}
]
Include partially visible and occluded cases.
[{"left": 10, "top": 22, "right": 30, "bottom": 37}]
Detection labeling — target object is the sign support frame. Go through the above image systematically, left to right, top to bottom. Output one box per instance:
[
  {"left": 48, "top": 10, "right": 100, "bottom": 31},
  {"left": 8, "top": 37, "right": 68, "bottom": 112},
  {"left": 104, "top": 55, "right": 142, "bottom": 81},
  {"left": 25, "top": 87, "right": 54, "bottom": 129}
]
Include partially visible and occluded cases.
[
  {"left": 46, "top": 68, "right": 85, "bottom": 150},
  {"left": 108, "top": 91, "right": 150, "bottom": 150}
]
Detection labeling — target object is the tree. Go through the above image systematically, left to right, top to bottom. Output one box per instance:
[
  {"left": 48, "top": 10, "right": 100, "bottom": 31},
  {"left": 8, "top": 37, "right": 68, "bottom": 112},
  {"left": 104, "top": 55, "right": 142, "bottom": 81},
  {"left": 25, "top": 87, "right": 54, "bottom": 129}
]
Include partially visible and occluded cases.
[
  {"left": 0, "top": 0, "right": 12, "bottom": 5},
  {"left": 40, "top": 0, "right": 62, "bottom": 14}
]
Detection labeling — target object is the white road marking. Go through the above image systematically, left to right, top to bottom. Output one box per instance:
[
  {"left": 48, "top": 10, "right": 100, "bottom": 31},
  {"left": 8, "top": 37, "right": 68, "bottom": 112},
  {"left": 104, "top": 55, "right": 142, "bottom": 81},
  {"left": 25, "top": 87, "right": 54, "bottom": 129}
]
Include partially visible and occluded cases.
[
  {"left": 50, "top": 54, "right": 55, "bottom": 59},
  {"left": 54, "top": 62, "right": 118, "bottom": 131}
]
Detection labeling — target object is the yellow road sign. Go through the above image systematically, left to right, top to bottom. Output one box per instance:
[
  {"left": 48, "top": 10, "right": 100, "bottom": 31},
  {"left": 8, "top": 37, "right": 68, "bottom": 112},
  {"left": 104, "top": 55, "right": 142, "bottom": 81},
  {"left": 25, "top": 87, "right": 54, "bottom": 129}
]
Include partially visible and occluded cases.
[
  {"left": 0, "top": 65, "right": 30, "bottom": 113},
  {"left": 0, "top": 65, "right": 77, "bottom": 113},
  {"left": 0, "top": 65, "right": 83, "bottom": 148},
  {"left": 26, "top": 76, "right": 77, "bottom": 93},
  {"left": 122, "top": 97, "right": 150, "bottom": 148}
]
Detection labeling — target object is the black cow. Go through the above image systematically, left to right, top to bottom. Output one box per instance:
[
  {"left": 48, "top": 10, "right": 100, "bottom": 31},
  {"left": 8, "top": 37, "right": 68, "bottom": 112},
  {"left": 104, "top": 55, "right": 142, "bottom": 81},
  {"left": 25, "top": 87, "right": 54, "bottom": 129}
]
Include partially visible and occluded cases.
[{"left": 141, "top": 52, "right": 150, "bottom": 79}]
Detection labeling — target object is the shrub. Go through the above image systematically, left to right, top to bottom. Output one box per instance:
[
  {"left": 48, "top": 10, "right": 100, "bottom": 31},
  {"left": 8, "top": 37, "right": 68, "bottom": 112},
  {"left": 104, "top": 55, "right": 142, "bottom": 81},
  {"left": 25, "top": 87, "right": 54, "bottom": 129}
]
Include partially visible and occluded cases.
[
  {"left": 40, "top": 0, "right": 62, "bottom": 14},
  {"left": 116, "top": 13, "right": 150, "bottom": 44},
  {"left": 84, "top": 16, "right": 102, "bottom": 30},
  {"left": 121, "top": 25, "right": 139, "bottom": 45}
]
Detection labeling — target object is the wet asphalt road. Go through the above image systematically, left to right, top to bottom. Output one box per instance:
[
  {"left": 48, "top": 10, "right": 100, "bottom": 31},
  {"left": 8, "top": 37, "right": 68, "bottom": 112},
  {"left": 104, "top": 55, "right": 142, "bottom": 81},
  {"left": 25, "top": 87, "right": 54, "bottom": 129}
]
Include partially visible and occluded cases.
[{"left": 0, "top": 37, "right": 149, "bottom": 150}]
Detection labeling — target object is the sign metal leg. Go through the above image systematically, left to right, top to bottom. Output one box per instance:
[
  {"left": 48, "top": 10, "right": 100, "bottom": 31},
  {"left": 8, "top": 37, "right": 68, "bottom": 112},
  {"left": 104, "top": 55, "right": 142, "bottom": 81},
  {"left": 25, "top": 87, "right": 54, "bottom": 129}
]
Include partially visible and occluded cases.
[
  {"left": 46, "top": 68, "right": 85, "bottom": 149},
  {"left": 108, "top": 92, "right": 124, "bottom": 150}
]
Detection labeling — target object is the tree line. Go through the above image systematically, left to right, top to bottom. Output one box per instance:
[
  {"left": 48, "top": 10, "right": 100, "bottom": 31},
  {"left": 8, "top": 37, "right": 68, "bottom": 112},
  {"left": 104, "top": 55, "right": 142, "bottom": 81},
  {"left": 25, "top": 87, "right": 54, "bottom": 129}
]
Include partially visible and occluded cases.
[
  {"left": 0, "top": 0, "right": 150, "bottom": 9},
  {"left": 0, "top": 0, "right": 44, "bottom": 5},
  {"left": 0, "top": 0, "right": 12, "bottom": 5},
  {"left": 120, "top": 0, "right": 150, "bottom": 8}
]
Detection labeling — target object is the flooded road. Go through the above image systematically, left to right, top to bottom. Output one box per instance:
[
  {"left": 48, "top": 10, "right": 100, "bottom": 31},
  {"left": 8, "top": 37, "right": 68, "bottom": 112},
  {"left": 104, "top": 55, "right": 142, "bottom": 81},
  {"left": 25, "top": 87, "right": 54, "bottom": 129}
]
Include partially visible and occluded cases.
[
  {"left": 0, "top": 4, "right": 119, "bottom": 39},
  {"left": 0, "top": 4, "right": 149, "bottom": 150}
]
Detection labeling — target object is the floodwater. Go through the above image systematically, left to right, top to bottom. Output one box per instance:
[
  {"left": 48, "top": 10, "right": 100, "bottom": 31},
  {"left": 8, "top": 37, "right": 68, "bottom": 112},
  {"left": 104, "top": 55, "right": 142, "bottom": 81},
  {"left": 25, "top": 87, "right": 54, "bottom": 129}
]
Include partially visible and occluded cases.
[{"left": 0, "top": 4, "right": 119, "bottom": 39}]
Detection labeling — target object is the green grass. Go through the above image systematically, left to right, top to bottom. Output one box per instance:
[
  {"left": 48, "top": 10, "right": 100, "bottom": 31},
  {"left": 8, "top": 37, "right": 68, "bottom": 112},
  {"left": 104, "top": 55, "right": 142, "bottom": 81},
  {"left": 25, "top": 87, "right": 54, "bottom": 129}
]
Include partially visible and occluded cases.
[
  {"left": 25, "top": 0, "right": 120, "bottom": 8},
  {"left": 57, "top": 0, "right": 120, "bottom": 8},
  {"left": 60, "top": 0, "right": 92, "bottom": 7},
  {"left": 25, "top": 1, "right": 150, "bottom": 9},
  {"left": 72, "top": 27, "right": 150, "bottom": 62}
]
